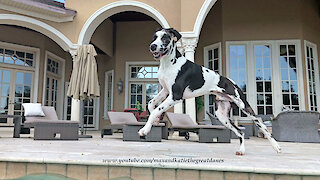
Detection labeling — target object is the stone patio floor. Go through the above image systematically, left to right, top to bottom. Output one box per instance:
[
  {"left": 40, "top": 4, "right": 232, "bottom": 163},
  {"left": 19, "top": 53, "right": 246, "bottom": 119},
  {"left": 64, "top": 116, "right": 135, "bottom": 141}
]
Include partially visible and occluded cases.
[{"left": 0, "top": 128, "right": 319, "bottom": 176}]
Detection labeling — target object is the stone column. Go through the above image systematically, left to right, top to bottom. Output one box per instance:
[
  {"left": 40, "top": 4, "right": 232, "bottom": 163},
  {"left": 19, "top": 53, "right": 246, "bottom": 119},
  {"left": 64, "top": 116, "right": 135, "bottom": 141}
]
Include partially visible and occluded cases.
[
  {"left": 182, "top": 37, "right": 198, "bottom": 123},
  {"left": 174, "top": 41, "right": 185, "bottom": 114},
  {"left": 69, "top": 49, "right": 81, "bottom": 122}
]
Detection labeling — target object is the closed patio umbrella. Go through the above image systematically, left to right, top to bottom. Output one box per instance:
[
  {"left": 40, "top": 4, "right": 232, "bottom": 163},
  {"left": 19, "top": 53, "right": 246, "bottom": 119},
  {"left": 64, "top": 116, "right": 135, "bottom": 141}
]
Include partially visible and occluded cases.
[
  {"left": 67, "top": 44, "right": 100, "bottom": 137},
  {"left": 67, "top": 44, "right": 100, "bottom": 99}
]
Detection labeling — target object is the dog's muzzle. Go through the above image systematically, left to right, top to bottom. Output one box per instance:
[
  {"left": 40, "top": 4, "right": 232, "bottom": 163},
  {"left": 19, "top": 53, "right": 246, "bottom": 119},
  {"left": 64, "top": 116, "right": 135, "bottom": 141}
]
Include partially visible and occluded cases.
[{"left": 150, "top": 44, "right": 168, "bottom": 60}]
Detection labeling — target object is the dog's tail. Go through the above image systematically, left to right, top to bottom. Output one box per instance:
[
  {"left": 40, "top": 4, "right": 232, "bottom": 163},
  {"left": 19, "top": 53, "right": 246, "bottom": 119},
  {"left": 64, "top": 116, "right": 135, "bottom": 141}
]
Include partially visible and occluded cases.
[{"left": 234, "top": 85, "right": 256, "bottom": 116}]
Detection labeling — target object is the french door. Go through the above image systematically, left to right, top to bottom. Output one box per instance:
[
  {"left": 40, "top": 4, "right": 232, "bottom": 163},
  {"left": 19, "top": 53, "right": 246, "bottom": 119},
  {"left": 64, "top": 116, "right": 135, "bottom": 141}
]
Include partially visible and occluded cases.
[
  {"left": 226, "top": 40, "right": 304, "bottom": 118},
  {"left": 0, "top": 68, "right": 33, "bottom": 125},
  {"left": 64, "top": 82, "right": 99, "bottom": 129},
  {"left": 129, "top": 82, "right": 161, "bottom": 114}
]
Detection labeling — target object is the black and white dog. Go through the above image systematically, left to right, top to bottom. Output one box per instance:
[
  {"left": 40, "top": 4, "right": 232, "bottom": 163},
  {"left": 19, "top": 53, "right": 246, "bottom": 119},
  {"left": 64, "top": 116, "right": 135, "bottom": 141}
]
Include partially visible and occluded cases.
[{"left": 138, "top": 28, "right": 281, "bottom": 155}]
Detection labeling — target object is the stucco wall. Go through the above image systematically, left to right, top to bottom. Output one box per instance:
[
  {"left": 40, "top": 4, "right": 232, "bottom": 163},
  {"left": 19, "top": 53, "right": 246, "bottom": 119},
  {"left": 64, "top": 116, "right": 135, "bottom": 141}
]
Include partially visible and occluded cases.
[
  {"left": 0, "top": 0, "right": 208, "bottom": 45},
  {"left": 62, "top": 0, "right": 183, "bottom": 43},
  {"left": 91, "top": 19, "right": 114, "bottom": 57},
  {"left": 96, "top": 20, "right": 160, "bottom": 128},
  {"left": 113, "top": 21, "right": 160, "bottom": 110}
]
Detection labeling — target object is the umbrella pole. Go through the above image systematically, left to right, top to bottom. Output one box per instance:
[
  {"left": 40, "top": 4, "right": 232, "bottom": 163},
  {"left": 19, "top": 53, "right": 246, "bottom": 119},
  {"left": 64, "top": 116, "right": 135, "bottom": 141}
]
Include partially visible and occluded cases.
[{"left": 79, "top": 100, "right": 92, "bottom": 138}]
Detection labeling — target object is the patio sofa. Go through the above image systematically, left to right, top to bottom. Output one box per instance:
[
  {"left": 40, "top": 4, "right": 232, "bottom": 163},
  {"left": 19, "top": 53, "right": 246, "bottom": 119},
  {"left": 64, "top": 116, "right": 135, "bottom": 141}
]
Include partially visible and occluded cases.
[
  {"left": 24, "top": 106, "right": 79, "bottom": 140},
  {"left": 272, "top": 111, "right": 320, "bottom": 143},
  {"left": 102, "top": 112, "right": 166, "bottom": 142},
  {"left": 166, "top": 112, "right": 231, "bottom": 143}
]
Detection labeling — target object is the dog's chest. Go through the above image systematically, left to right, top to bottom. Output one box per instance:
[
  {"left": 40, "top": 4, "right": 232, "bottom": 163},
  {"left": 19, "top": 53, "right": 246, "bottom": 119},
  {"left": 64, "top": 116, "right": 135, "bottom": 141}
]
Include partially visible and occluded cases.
[{"left": 158, "top": 64, "right": 181, "bottom": 90}]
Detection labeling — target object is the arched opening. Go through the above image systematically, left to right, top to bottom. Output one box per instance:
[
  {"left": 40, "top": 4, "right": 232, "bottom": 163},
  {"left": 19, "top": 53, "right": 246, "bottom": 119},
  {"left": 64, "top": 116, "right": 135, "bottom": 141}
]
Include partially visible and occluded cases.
[
  {"left": 78, "top": 1, "right": 170, "bottom": 45},
  {"left": 69, "top": 9, "right": 165, "bottom": 130},
  {"left": 0, "top": 14, "right": 75, "bottom": 51}
]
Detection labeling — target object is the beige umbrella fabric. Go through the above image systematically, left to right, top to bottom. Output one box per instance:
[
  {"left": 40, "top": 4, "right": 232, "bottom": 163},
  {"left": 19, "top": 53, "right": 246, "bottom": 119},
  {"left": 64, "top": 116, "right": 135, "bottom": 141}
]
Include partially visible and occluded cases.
[{"left": 67, "top": 44, "right": 100, "bottom": 100}]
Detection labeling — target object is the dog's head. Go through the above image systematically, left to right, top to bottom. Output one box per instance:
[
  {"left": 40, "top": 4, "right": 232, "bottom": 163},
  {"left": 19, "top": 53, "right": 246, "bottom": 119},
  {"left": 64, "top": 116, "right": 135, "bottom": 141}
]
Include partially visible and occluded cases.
[{"left": 149, "top": 28, "right": 181, "bottom": 60}]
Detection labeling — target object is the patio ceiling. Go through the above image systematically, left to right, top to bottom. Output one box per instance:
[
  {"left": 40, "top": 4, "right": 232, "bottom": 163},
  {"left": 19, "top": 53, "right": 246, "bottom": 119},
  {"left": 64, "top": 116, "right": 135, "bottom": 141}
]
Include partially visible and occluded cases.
[{"left": 0, "top": 0, "right": 76, "bottom": 22}]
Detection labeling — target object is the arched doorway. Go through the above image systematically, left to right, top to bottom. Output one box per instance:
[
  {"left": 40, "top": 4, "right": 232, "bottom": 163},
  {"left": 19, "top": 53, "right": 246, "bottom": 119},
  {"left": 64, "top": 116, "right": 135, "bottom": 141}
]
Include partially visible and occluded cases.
[{"left": 77, "top": 1, "right": 170, "bottom": 45}]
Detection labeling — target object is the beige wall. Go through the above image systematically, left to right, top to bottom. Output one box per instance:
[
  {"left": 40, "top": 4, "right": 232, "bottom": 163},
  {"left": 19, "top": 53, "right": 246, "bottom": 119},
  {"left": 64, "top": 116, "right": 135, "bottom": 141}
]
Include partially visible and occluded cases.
[
  {"left": 0, "top": 0, "right": 208, "bottom": 44},
  {"left": 62, "top": 0, "right": 183, "bottom": 43},
  {"left": 181, "top": 0, "right": 206, "bottom": 31},
  {"left": 195, "top": 0, "right": 320, "bottom": 121},
  {"left": 91, "top": 19, "right": 114, "bottom": 57},
  {"left": 98, "top": 20, "right": 161, "bottom": 128},
  {"left": 113, "top": 21, "right": 160, "bottom": 110}
]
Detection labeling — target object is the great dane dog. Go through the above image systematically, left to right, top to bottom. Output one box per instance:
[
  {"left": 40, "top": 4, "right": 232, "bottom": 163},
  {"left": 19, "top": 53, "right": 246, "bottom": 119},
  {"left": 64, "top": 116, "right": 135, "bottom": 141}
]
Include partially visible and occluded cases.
[{"left": 138, "top": 28, "right": 281, "bottom": 155}]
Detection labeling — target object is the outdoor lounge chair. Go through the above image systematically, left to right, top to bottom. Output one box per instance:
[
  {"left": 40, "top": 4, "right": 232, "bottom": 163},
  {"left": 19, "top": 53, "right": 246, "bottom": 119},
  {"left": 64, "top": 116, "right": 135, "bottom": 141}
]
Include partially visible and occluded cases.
[
  {"left": 24, "top": 106, "right": 79, "bottom": 140},
  {"left": 206, "top": 111, "right": 250, "bottom": 139},
  {"left": 272, "top": 111, "right": 320, "bottom": 143},
  {"left": 102, "top": 112, "right": 166, "bottom": 142},
  {"left": 166, "top": 112, "right": 231, "bottom": 143}
]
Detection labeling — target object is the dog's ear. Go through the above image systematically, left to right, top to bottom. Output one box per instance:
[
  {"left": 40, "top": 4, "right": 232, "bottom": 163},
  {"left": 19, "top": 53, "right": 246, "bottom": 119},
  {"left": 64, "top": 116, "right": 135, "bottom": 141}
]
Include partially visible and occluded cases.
[
  {"left": 155, "top": 27, "right": 163, "bottom": 32},
  {"left": 167, "top": 28, "right": 182, "bottom": 41}
]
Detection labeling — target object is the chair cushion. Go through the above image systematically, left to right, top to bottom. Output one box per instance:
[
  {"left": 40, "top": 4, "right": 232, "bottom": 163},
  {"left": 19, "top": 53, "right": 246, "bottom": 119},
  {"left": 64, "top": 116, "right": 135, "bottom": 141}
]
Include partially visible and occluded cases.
[{"left": 22, "top": 103, "right": 45, "bottom": 117}]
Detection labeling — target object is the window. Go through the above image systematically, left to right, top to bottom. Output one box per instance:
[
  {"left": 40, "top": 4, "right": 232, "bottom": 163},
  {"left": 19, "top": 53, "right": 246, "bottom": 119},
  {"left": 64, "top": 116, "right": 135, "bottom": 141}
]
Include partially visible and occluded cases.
[
  {"left": 226, "top": 40, "right": 304, "bottom": 118},
  {"left": 305, "top": 41, "right": 320, "bottom": 111},
  {"left": 204, "top": 43, "right": 221, "bottom": 119},
  {"left": 280, "top": 44, "right": 299, "bottom": 110},
  {"left": 230, "top": 45, "right": 247, "bottom": 117},
  {"left": 254, "top": 45, "right": 273, "bottom": 115},
  {"left": 0, "top": 47, "right": 34, "bottom": 67},
  {"left": 43, "top": 51, "right": 65, "bottom": 119},
  {"left": 125, "top": 62, "right": 160, "bottom": 114},
  {"left": 130, "top": 66, "right": 158, "bottom": 79},
  {"left": 104, "top": 70, "right": 114, "bottom": 118}
]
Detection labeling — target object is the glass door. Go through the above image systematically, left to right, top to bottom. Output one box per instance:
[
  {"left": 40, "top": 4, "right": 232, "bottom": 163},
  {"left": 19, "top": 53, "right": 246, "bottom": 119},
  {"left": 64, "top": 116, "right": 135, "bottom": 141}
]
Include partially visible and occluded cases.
[
  {"left": 0, "top": 69, "right": 33, "bottom": 125},
  {"left": 64, "top": 82, "right": 98, "bottom": 129},
  {"left": 129, "top": 82, "right": 161, "bottom": 114}
]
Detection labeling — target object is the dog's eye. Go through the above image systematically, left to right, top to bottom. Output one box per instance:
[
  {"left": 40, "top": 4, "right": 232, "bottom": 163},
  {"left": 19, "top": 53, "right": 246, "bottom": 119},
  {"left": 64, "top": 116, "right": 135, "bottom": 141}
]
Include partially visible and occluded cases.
[
  {"left": 161, "top": 34, "right": 171, "bottom": 45},
  {"left": 152, "top": 35, "right": 157, "bottom": 42}
]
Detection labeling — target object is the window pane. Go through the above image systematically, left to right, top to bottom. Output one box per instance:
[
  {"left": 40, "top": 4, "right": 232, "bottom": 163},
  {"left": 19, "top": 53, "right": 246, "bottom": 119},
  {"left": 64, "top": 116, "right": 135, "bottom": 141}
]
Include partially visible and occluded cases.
[{"left": 230, "top": 45, "right": 246, "bottom": 117}]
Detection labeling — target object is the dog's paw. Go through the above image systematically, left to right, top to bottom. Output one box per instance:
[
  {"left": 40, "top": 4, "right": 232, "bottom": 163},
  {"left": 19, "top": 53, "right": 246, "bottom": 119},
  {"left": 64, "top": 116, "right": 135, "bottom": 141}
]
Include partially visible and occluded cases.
[
  {"left": 153, "top": 119, "right": 160, "bottom": 125},
  {"left": 138, "top": 127, "right": 151, "bottom": 136},
  {"left": 271, "top": 138, "right": 281, "bottom": 153},
  {"left": 235, "top": 151, "right": 245, "bottom": 156}
]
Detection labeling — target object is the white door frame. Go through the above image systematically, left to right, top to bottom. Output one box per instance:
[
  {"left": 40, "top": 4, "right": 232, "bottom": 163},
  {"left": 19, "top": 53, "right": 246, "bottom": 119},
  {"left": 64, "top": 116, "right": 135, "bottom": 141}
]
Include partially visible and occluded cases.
[
  {"left": 304, "top": 40, "right": 320, "bottom": 112},
  {"left": 203, "top": 42, "right": 221, "bottom": 120},
  {"left": 42, "top": 51, "right": 65, "bottom": 119},
  {"left": 104, "top": 70, "right": 114, "bottom": 119}
]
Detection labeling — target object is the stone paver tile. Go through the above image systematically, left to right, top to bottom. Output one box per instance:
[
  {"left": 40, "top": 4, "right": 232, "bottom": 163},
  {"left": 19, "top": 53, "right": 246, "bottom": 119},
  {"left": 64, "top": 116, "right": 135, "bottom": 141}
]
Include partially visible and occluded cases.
[
  {"left": 6, "top": 162, "right": 26, "bottom": 179},
  {"left": 67, "top": 164, "right": 87, "bottom": 180},
  {"left": 88, "top": 165, "right": 108, "bottom": 180},
  {"left": 131, "top": 167, "right": 152, "bottom": 180},
  {"left": 154, "top": 169, "right": 175, "bottom": 180},
  {"left": 177, "top": 169, "right": 199, "bottom": 180},
  {"left": 225, "top": 172, "right": 249, "bottom": 180}
]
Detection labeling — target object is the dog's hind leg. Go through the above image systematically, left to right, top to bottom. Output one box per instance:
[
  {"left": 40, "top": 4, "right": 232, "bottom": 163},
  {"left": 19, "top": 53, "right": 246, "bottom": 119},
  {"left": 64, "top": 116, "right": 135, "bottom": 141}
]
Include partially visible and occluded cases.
[
  {"left": 215, "top": 100, "right": 246, "bottom": 155},
  {"left": 241, "top": 109, "right": 281, "bottom": 153}
]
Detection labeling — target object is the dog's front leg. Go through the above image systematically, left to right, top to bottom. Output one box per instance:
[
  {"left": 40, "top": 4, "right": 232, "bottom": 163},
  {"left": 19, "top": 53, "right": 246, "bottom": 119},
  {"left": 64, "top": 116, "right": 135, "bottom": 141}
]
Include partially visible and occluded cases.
[
  {"left": 148, "top": 89, "right": 168, "bottom": 113},
  {"left": 139, "top": 95, "right": 180, "bottom": 136}
]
